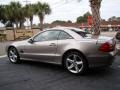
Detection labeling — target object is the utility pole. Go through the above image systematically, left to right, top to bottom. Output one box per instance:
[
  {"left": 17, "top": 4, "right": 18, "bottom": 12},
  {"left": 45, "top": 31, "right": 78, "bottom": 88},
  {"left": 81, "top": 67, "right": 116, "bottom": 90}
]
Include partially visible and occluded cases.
[{"left": 23, "top": 0, "right": 30, "bottom": 5}]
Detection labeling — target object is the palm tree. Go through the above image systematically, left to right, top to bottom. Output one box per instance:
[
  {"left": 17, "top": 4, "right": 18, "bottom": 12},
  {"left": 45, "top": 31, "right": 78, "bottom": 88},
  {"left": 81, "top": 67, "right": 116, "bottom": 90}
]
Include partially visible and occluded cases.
[
  {"left": 76, "top": 0, "right": 102, "bottom": 35},
  {"left": 89, "top": 0, "right": 102, "bottom": 36},
  {"left": 0, "top": 2, "right": 26, "bottom": 29},
  {"left": 3, "top": 2, "right": 24, "bottom": 39},
  {"left": 9, "top": 2, "right": 22, "bottom": 29},
  {"left": 34, "top": 2, "right": 51, "bottom": 30},
  {"left": 24, "top": 4, "right": 35, "bottom": 29},
  {"left": 0, "top": 5, "right": 8, "bottom": 25},
  {"left": 0, "top": 5, "right": 3, "bottom": 22},
  {"left": 4, "top": 5, "right": 15, "bottom": 27},
  {"left": 19, "top": 7, "right": 26, "bottom": 28}
]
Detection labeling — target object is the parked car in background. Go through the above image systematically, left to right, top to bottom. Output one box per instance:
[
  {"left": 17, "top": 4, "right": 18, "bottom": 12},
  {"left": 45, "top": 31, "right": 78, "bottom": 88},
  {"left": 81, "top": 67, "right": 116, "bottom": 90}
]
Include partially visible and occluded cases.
[{"left": 6, "top": 27, "right": 116, "bottom": 75}]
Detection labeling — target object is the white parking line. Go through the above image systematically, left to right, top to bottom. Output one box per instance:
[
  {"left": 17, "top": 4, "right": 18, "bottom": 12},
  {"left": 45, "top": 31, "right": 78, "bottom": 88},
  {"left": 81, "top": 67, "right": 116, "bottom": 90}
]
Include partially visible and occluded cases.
[{"left": 0, "top": 55, "right": 7, "bottom": 59}]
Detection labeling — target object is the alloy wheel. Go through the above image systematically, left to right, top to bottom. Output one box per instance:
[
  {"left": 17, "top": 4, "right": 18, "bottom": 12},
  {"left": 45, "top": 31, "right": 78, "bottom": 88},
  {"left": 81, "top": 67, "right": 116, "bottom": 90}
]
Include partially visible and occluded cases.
[
  {"left": 8, "top": 48, "right": 18, "bottom": 63},
  {"left": 66, "top": 54, "right": 83, "bottom": 74}
]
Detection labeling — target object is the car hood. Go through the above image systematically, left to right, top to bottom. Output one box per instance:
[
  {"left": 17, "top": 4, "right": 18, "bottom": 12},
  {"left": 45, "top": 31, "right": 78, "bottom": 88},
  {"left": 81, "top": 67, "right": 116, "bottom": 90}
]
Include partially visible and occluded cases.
[{"left": 11, "top": 40, "right": 28, "bottom": 46}]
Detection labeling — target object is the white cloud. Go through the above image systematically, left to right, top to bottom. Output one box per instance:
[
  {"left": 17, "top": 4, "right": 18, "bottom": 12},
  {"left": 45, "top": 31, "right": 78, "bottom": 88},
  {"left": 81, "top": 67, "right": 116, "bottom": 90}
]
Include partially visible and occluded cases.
[{"left": 101, "top": 0, "right": 120, "bottom": 20}]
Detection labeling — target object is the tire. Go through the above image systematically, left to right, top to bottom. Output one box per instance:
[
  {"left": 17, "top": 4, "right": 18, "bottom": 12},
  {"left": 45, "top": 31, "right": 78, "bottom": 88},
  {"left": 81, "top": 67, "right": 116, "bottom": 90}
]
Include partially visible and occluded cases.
[
  {"left": 8, "top": 47, "right": 20, "bottom": 64},
  {"left": 63, "top": 51, "right": 88, "bottom": 75}
]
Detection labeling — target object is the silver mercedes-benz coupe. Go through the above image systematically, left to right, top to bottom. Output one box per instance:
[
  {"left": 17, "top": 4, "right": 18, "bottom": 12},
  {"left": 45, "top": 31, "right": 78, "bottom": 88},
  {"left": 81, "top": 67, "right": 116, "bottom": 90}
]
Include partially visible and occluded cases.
[{"left": 6, "top": 27, "right": 116, "bottom": 75}]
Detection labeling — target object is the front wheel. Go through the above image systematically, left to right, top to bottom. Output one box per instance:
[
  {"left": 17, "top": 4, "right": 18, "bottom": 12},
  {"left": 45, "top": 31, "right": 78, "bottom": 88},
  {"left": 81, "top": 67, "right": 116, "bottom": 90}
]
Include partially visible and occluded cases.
[
  {"left": 8, "top": 47, "right": 20, "bottom": 64},
  {"left": 63, "top": 51, "right": 88, "bottom": 75}
]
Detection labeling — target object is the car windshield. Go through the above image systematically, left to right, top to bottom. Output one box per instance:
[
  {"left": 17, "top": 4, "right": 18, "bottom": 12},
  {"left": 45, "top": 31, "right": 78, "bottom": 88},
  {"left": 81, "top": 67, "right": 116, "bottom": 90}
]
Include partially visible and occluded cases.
[{"left": 70, "top": 29, "right": 91, "bottom": 37}]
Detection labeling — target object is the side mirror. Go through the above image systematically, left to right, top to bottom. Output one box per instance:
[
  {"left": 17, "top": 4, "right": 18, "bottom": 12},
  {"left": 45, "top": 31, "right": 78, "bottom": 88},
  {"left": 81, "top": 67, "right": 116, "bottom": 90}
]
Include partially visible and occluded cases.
[
  {"left": 116, "top": 32, "right": 120, "bottom": 40},
  {"left": 28, "top": 38, "right": 34, "bottom": 43}
]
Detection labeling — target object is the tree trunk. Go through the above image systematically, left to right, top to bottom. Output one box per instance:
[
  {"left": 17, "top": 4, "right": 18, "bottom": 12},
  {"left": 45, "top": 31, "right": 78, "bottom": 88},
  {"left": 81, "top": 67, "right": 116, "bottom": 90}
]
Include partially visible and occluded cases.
[
  {"left": 90, "top": 0, "right": 102, "bottom": 36},
  {"left": 39, "top": 15, "right": 44, "bottom": 31},
  {"left": 30, "top": 16, "right": 33, "bottom": 29},
  {"left": 20, "top": 20, "right": 24, "bottom": 29},
  {"left": 15, "top": 21, "right": 19, "bottom": 29},
  {"left": 13, "top": 28, "right": 16, "bottom": 40}
]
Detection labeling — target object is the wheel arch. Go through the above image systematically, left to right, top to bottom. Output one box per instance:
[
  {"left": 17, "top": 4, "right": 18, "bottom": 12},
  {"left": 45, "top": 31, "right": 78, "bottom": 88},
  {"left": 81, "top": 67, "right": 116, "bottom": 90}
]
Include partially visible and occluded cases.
[
  {"left": 7, "top": 46, "right": 17, "bottom": 55},
  {"left": 62, "top": 49, "right": 88, "bottom": 66}
]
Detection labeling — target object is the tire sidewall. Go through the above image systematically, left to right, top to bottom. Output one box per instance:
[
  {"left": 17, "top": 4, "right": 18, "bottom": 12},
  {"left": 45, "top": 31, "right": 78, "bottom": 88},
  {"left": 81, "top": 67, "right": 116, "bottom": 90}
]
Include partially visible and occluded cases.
[
  {"left": 8, "top": 47, "right": 20, "bottom": 64},
  {"left": 63, "top": 51, "right": 88, "bottom": 75}
]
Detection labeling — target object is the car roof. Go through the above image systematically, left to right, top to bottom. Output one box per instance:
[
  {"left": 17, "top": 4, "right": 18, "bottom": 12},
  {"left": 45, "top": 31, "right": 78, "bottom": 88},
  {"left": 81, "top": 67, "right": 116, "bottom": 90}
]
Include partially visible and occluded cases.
[
  {"left": 51, "top": 26, "right": 85, "bottom": 32},
  {"left": 32, "top": 27, "right": 85, "bottom": 41}
]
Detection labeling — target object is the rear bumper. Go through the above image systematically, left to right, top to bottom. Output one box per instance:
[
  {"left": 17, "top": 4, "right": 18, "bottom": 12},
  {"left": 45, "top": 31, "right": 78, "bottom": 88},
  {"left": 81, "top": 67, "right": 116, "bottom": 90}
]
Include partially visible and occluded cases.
[{"left": 87, "top": 54, "right": 115, "bottom": 68}]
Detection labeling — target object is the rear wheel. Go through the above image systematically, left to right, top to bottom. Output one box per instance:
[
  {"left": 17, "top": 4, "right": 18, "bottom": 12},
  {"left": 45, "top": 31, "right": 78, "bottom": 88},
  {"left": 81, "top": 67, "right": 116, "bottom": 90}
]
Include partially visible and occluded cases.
[
  {"left": 8, "top": 47, "right": 20, "bottom": 64},
  {"left": 63, "top": 51, "right": 88, "bottom": 75}
]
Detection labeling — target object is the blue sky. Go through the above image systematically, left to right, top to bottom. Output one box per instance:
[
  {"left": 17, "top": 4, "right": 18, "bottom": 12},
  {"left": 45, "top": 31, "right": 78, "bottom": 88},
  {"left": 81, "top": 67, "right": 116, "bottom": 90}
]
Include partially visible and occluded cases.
[{"left": 0, "top": 0, "right": 120, "bottom": 25}]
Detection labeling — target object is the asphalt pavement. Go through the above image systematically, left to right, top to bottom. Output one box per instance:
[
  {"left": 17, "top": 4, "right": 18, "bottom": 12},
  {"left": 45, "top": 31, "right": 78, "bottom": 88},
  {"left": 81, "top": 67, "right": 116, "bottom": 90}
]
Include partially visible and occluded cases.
[{"left": 0, "top": 56, "right": 120, "bottom": 90}]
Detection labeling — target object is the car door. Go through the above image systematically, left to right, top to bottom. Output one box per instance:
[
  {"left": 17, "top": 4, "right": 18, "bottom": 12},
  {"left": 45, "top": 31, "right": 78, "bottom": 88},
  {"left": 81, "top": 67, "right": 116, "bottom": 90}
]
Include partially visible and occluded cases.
[
  {"left": 23, "top": 30, "right": 60, "bottom": 62},
  {"left": 57, "top": 31, "right": 74, "bottom": 55}
]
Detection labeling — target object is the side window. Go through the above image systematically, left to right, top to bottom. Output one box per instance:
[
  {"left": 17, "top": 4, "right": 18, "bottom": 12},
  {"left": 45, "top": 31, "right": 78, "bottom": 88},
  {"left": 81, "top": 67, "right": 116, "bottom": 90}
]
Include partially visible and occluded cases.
[
  {"left": 33, "top": 30, "right": 60, "bottom": 42},
  {"left": 58, "top": 31, "right": 73, "bottom": 40}
]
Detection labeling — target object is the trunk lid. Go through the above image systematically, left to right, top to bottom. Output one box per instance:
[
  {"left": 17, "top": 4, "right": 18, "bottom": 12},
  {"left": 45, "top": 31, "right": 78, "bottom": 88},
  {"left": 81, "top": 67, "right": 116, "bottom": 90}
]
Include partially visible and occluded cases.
[
  {"left": 85, "top": 35, "right": 116, "bottom": 53},
  {"left": 85, "top": 35, "right": 114, "bottom": 43},
  {"left": 97, "top": 36, "right": 113, "bottom": 41}
]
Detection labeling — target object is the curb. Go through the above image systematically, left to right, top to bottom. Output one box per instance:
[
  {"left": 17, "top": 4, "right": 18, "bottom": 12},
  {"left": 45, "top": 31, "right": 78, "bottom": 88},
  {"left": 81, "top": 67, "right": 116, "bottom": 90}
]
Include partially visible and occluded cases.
[{"left": 0, "top": 55, "right": 7, "bottom": 58}]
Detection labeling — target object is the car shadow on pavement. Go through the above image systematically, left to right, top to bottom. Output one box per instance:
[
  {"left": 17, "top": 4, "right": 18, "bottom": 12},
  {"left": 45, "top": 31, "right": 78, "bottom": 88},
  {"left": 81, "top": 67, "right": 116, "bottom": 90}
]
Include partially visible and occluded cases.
[
  {"left": 19, "top": 60, "right": 117, "bottom": 77},
  {"left": 20, "top": 60, "right": 63, "bottom": 70},
  {"left": 87, "top": 67, "right": 116, "bottom": 76}
]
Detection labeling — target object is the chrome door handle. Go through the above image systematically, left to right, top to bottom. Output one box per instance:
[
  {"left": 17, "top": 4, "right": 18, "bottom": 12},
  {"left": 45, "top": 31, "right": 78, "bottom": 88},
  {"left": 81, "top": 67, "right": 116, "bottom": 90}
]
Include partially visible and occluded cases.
[{"left": 49, "top": 43, "right": 56, "bottom": 46}]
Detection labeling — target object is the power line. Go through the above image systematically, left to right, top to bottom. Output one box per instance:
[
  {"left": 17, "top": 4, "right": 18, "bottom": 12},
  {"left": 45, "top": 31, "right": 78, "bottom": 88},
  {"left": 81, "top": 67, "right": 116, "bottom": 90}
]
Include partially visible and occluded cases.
[
  {"left": 51, "top": 0, "right": 80, "bottom": 10},
  {"left": 51, "top": 0, "right": 72, "bottom": 9}
]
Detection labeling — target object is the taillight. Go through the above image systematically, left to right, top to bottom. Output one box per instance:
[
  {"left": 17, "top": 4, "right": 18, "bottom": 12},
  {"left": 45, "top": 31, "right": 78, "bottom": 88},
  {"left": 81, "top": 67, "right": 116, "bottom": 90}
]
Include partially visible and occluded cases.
[{"left": 99, "top": 42, "right": 114, "bottom": 52}]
